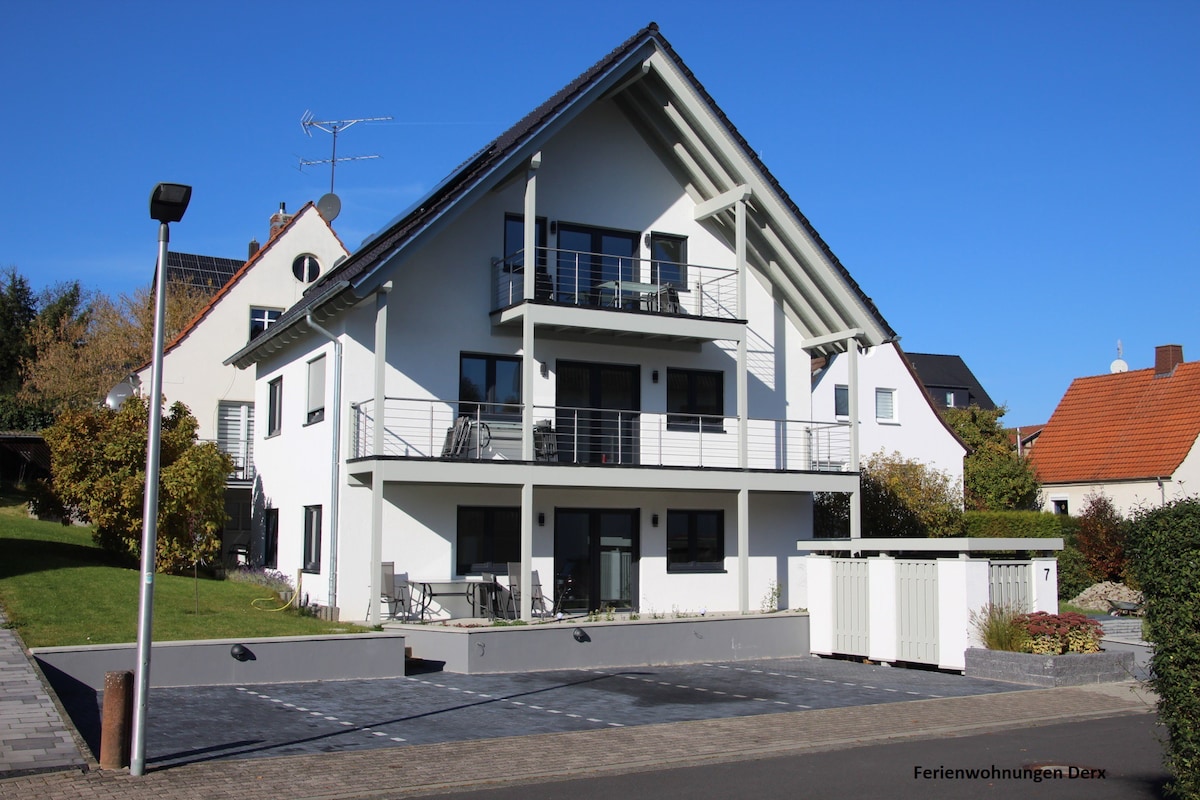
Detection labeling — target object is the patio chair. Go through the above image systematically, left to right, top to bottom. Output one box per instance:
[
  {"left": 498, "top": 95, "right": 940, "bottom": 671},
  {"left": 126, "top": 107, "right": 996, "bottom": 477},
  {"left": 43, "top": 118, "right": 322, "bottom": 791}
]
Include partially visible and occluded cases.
[
  {"left": 380, "top": 561, "right": 414, "bottom": 621},
  {"left": 506, "top": 563, "right": 550, "bottom": 618},
  {"left": 478, "top": 572, "right": 502, "bottom": 620}
]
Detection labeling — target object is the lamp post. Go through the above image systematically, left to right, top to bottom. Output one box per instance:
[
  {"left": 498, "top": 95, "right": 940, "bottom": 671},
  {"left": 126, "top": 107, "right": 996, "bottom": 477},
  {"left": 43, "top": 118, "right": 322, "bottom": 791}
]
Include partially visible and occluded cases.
[{"left": 130, "top": 183, "right": 191, "bottom": 777}]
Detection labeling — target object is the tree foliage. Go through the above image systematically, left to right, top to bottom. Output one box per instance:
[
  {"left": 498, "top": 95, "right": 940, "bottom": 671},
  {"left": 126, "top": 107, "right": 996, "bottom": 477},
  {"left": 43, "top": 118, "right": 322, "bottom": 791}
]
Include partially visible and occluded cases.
[
  {"left": 0, "top": 267, "right": 37, "bottom": 396},
  {"left": 21, "top": 283, "right": 210, "bottom": 413},
  {"left": 42, "top": 397, "right": 232, "bottom": 573},
  {"left": 941, "top": 405, "right": 1040, "bottom": 511},
  {"left": 814, "top": 450, "right": 964, "bottom": 538},
  {"left": 1075, "top": 491, "right": 1128, "bottom": 581},
  {"left": 1126, "top": 499, "right": 1200, "bottom": 798}
]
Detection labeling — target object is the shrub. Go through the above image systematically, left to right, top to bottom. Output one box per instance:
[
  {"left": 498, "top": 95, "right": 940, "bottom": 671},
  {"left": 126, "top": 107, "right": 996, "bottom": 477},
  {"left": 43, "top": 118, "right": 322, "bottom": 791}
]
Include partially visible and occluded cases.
[
  {"left": 813, "top": 450, "right": 963, "bottom": 538},
  {"left": 1076, "top": 492, "right": 1129, "bottom": 581},
  {"left": 1126, "top": 498, "right": 1200, "bottom": 799},
  {"left": 962, "top": 510, "right": 1071, "bottom": 539},
  {"left": 226, "top": 567, "right": 293, "bottom": 594},
  {"left": 1014, "top": 611, "right": 1102, "bottom": 655}
]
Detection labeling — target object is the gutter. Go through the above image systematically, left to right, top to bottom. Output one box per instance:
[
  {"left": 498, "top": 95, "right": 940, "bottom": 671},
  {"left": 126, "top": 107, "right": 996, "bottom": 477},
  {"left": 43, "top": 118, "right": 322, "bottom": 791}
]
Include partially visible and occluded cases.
[{"left": 305, "top": 312, "right": 343, "bottom": 612}]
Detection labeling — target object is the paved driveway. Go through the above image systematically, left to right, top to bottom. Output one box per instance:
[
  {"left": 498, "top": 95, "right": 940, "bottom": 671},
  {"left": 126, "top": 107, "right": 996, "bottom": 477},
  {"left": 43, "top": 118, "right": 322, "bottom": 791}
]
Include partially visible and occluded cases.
[{"left": 122, "top": 657, "right": 1021, "bottom": 769}]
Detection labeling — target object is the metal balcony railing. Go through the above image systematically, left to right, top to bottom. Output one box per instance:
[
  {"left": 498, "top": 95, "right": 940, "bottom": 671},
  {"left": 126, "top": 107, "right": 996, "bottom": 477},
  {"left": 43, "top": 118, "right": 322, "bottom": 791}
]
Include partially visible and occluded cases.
[
  {"left": 491, "top": 247, "right": 739, "bottom": 320},
  {"left": 350, "top": 397, "right": 850, "bottom": 473},
  {"left": 202, "top": 439, "right": 256, "bottom": 483}
]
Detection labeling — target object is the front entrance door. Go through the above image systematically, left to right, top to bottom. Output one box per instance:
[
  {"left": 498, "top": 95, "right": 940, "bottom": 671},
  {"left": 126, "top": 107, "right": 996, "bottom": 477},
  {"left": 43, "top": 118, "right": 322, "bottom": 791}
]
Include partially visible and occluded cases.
[
  {"left": 556, "top": 361, "right": 639, "bottom": 465},
  {"left": 554, "top": 509, "right": 638, "bottom": 613}
]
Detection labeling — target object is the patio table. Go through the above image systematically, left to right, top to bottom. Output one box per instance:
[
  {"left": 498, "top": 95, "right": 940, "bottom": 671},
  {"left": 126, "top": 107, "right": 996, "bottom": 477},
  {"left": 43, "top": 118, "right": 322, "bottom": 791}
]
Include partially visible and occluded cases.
[{"left": 411, "top": 579, "right": 482, "bottom": 621}]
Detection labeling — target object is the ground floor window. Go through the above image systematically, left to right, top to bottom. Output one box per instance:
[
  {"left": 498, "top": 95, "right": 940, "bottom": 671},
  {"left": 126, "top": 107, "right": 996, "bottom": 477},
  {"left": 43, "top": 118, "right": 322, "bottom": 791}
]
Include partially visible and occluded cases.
[
  {"left": 303, "top": 505, "right": 322, "bottom": 573},
  {"left": 457, "top": 506, "right": 520, "bottom": 575},
  {"left": 264, "top": 508, "right": 278, "bottom": 568},
  {"left": 666, "top": 509, "right": 725, "bottom": 572}
]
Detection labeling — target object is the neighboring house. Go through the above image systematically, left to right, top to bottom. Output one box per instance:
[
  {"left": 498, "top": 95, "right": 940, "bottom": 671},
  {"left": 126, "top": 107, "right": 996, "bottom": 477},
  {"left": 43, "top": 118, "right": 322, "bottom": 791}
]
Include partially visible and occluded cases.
[
  {"left": 227, "top": 23, "right": 906, "bottom": 623},
  {"left": 136, "top": 203, "right": 348, "bottom": 563},
  {"left": 163, "top": 251, "right": 246, "bottom": 295},
  {"left": 811, "top": 343, "right": 966, "bottom": 485},
  {"left": 1030, "top": 344, "right": 1200, "bottom": 517},
  {"left": 905, "top": 352, "right": 996, "bottom": 411},
  {"left": 1009, "top": 423, "right": 1044, "bottom": 458}
]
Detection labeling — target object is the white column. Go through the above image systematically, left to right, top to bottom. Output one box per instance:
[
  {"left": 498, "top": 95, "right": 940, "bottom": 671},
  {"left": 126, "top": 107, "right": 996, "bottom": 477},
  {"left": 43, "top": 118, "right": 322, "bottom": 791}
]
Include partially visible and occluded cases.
[
  {"left": 522, "top": 153, "right": 540, "bottom": 462},
  {"left": 735, "top": 200, "right": 750, "bottom": 614},
  {"left": 368, "top": 282, "right": 391, "bottom": 628},
  {"left": 848, "top": 341, "right": 861, "bottom": 539},
  {"left": 521, "top": 482, "right": 533, "bottom": 621},
  {"left": 738, "top": 487, "right": 749, "bottom": 614},
  {"left": 866, "top": 555, "right": 897, "bottom": 663},
  {"left": 1031, "top": 557, "right": 1058, "bottom": 613}
]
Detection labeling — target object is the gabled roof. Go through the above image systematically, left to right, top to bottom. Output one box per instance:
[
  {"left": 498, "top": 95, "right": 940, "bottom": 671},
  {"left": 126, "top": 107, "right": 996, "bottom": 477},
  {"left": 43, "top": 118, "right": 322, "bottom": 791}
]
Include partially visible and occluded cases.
[
  {"left": 228, "top": 22, "right": 896, "bottom": 369},
  {"left": 152, "top": 203, "right": 346, "bottom": 364},
  {"left": 164, "top": 251, "right": 244, "bottom": 294},
  {"left": 906, "top": 352, "right": 996, "bottom": 410},
  {"left": 1030, "top": 361, "right": 1200, "bottom": 483}
]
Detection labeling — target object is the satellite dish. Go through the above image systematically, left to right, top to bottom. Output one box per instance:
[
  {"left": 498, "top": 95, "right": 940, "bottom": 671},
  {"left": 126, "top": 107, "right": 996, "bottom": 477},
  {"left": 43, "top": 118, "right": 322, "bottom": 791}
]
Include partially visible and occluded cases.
[
  {"left": 317, "top": 192, "right": 341, "bottom": 222},
  {"left": 1110, "top": 359, "right": 1128, "bottom": 374},
  {"left": 105, "top": 379, "right": 138, "bottom": 410}
]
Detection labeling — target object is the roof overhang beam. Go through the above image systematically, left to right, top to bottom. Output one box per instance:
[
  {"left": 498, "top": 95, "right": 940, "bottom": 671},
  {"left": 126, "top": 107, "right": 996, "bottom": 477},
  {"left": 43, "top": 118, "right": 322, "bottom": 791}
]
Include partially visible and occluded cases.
[{"left": 694, "top": 185, "right": 752, "bottom": 222}]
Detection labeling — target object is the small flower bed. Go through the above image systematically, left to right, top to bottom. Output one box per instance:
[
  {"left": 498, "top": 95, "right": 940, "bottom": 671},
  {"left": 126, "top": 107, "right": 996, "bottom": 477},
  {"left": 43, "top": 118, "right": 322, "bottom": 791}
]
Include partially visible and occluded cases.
[
  {"left": 226, "top": 566, "right": 294, "bottom": 595},
  {"left": 972, "top": 606, "right": 1104, "bottom": 655},
  {"left": 1015, "top": 611, "right": 1103, "bottom": 655}
]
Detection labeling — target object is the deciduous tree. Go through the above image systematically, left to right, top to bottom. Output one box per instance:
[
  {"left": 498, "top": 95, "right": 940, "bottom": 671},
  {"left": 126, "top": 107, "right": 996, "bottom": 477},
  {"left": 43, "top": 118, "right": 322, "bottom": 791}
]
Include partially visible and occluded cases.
[
  {"left": 42, "top": 397, "right": 232, "bottom": 573},
  {"left": 942, "top": 405, "right": 1041, "bottom": 511},
  {"left": 814, "top": 450, "right": 964, "bottom": 538}
]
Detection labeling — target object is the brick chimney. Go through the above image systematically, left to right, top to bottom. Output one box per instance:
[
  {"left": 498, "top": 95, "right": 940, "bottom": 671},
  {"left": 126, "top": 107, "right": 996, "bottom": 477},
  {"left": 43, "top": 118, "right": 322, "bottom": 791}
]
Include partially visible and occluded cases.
[
  {"left": 269, "top": 202, "right": 293, "bottom": 239},
  {"left": 248, "top": 238, "right": 260, "bottom": 260},
  {"left": 1155, "top": 344, "right": 1184, "bottom": 376}
]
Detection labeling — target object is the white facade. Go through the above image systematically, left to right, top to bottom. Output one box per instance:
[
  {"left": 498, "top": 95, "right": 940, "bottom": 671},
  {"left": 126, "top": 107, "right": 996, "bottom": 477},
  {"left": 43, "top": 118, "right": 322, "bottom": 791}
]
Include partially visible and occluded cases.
[
  {"left": 237, "top": 31, "right": 909, "bottom": 624},
  {"left": 137, "top": 204, "right": 347, "bottom": 561},
  {"left": 811, "top": 342, "right": 966, "bottom": 486}
]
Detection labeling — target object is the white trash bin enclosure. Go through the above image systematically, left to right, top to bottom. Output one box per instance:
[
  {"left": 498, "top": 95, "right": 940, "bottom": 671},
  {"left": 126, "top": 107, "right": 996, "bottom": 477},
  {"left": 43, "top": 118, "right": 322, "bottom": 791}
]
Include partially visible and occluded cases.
[{"left": 801, "top": 538, "right": 1062, "bottom": 672}]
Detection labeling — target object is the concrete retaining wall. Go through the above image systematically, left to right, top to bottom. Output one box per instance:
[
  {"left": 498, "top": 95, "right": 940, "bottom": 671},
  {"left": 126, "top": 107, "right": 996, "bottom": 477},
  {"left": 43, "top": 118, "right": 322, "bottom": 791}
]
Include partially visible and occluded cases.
[
  {"left": 399, "top": 613, "right": 810, "bottom": 674},
  {"left": 31, "top": 633, "right": 407, "bottom": 691},
  {"left": 963, "top": 647, "right": 1135, "bottom": 687}
]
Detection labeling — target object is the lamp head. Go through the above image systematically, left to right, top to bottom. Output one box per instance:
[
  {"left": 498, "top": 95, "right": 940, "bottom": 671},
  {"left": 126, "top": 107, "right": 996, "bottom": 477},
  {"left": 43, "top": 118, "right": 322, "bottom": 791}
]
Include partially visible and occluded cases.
[{"left": 150, "top": 183, "right": 192, "bottom": 224}]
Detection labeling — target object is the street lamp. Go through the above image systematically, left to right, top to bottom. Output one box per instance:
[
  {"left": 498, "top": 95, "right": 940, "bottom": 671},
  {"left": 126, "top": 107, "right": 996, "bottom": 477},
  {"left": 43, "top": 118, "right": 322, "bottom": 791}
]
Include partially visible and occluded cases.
[{"left": 130, "top": 183, "right": 191, "bottom": 777}]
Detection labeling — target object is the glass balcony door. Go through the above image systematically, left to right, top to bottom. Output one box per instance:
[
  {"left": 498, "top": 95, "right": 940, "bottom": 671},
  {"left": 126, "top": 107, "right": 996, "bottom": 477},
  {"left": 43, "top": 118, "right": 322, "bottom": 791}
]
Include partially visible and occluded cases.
[
  {"left": 555, "top": 224, "right": 638, "bottom": 307},
  {"left": 556, "top": 361, "right": 639, "bottom": 465},
  {"left": 554, "top": 509, "right": 638, "bottom": 613}
]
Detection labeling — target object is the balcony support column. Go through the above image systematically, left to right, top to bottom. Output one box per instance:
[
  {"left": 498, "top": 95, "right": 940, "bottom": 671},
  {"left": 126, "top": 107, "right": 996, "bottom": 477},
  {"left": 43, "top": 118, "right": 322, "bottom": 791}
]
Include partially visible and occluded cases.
[
  {"left": 521, "top": 153, "right": 540, "bottom": 464},
  {"left": 736, "top": 199, "right": 750, "bottom": 614},
  {"left": 368, "top": 282, "right": 392, "bottom": 628},
  {"left": 848, "top": 339, "right": 861, "bottom": 540},
  {"left": 520, "top": 482, "right": 533, "bottom": 622},
  {"left": 738, "top": 487, "right": 749, "bottom": 614}
]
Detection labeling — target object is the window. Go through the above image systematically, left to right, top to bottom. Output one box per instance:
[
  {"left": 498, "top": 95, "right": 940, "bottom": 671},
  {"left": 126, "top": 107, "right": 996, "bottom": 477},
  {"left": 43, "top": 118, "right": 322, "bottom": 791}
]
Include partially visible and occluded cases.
[
  {"left": 649, "top": 233, "right": 688, "bottom": 288},
  {"left": 292, "top": 254, "right": 321, "bottom": 283},
  {"left": 250, "top": 307, "right": 282, "bottom": 340},
  {"left": 459, "top": 354, "right": 521, "bottom": 417},
  {"left": 306, "top": 355, "right": 326, "bottom": 424},
  {"left": 667, "top": 369, "right": 723, "bottom": 432},
  {"left": 267, "top": 377, "right": 283, "bottom": 437},
  {"left": 834, "top": 385, "right": 849, "bottom": 417},
  {"left": 875, "top": 388, "right": 896, "bottom": 422},
  {"left": 1052, "top": 499, "right": 1069, "bottom": 515},
  {"left": 303, "top": 505, "right": 322, "bottom": 574},
  {"left": 456, "top": 507, "right": 520, "bottom": 576},
  {"left": 264, "top": 508, "right": 279, "bottom": 569},
  {"left": 666, "top": 510, "right": 725, "bottom": 572}
]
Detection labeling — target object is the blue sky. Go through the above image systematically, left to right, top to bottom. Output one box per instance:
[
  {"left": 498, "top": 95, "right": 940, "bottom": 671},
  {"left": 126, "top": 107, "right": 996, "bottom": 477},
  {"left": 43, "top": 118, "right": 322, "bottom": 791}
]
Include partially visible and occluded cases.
[{"left": 3, "top": 1, "right": 1197, "bottom": 427}]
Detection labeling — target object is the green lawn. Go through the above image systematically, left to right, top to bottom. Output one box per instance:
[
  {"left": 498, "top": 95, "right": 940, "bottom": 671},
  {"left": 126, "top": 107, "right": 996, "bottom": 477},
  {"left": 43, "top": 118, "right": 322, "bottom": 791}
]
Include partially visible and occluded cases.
[{"left": 0, "top": 486, "right": 363, "bottom": 648}]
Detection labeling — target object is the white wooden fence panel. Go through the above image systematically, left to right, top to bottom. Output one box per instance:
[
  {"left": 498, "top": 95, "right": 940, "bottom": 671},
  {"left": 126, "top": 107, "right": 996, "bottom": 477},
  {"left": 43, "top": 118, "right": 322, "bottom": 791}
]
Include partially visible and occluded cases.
[
  {"left": 832, "top": 559, "right": 870, "bottom": 656},
  {"left": 896, "top": 560, "right": 939, "bottom": 664},
  {"left": 989, "top": 561, "right": 1032, "bottom": 610}
]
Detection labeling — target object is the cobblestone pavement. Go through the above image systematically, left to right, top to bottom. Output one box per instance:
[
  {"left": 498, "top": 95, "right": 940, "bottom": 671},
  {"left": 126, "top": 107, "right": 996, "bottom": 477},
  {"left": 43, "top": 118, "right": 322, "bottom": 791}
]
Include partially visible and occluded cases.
[
  {"left": 0, "top": 608, "right": 86, "bottom": 778},
  {"left": 0, "top": 630, "right": 1156, "bottom": 800}
]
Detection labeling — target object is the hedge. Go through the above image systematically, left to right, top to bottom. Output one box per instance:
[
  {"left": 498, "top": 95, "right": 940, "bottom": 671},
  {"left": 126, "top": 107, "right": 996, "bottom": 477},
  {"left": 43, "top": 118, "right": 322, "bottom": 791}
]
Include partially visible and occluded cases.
[
  {"left": 1126, "top": 499, "right": 1200, "bottom": 798},
  {"left": 961, "top": 510, "right": 1077, "bottom": 540}
]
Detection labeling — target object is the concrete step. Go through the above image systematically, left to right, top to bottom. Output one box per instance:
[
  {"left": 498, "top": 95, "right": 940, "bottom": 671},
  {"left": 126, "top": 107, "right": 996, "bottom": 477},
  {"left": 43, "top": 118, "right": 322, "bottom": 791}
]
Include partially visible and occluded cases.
[{"left": 1100, "top": 617, "right": 1144, "bottom": 638}]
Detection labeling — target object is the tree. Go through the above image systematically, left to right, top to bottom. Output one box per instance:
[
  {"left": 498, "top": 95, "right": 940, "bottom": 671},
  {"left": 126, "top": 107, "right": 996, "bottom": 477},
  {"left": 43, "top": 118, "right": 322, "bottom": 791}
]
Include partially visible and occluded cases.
[
  {"left": 0, "top": 267, "right": 37, "bottom": 396},
  {"left": 21, "top": 283, "right": 210, "bottom": 413},
  {"left": 42, "top": 397, "right": 232, "bottom": 573},
  {"left": 941, "top": 405, "right": 1040, "bottom": 511},
  {"left": 814, "top": 450, "right": 964, "bottom": 538},
  {"left": 1075, "top": 491, "right": 1128, "bottom": 581}
]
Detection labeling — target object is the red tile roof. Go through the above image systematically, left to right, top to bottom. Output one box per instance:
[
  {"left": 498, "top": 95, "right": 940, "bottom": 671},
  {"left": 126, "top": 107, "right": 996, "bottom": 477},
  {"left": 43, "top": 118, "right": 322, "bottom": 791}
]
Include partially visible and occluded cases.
[{"left": 1030, "top": 361, "right": 1200, "bottom": 483}]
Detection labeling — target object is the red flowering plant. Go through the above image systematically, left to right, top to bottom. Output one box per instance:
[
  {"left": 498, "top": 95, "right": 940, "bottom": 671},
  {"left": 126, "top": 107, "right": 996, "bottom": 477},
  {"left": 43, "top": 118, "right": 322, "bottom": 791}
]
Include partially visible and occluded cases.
[{"left": 1015, "top": 611, "right": 1103, "bottom": 654}]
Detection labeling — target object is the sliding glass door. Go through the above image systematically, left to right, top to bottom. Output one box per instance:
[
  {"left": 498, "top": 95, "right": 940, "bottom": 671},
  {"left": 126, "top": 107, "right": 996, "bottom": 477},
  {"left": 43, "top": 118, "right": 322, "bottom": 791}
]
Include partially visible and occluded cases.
[
  {"left": 555, "top": 224, "right": 638, "bottom": 307},
  {"left": 556, "top": 361, "right": 639, "bottom": 465},
  {"left": 554, "top": 509, "right": 638, "bottom": 612}
]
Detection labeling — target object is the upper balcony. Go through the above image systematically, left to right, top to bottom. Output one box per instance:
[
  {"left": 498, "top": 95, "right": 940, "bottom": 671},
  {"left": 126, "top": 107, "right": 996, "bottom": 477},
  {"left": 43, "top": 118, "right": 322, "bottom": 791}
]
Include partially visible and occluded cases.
[
  {"left": 490, "top": 247, "right": 744, "bottom": 343},
  {"left": 349, "top": 398, "right": 850, "bottom": 475}
]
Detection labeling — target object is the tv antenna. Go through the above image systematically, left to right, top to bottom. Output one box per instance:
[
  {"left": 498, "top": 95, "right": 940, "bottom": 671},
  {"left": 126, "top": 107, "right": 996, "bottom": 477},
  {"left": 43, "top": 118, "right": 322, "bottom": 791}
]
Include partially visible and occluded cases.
[{"left": 299, "top": 111, "right": 393, "bottom": 196}]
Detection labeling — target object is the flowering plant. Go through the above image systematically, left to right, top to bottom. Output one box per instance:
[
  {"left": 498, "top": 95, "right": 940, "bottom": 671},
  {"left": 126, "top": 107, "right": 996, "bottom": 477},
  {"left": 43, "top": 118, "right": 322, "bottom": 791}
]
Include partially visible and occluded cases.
[{"left": 1014, "top": 611, "right": 1103, "bottom": 655}]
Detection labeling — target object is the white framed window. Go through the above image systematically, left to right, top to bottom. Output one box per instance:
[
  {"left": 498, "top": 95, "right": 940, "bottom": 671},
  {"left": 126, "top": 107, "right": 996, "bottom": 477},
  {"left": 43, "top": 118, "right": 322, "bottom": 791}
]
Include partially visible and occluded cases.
[
  {"left": 250, "top": 307, "right": 282, "bottom": 340},
  {"left": 306, "top": 355, "right": 326, "bottom": 425},
  {"left": 267, "top": 377, "right": 283, "bottom": 437},
  {"left": 875, "top": 388, "right": 896, "bottom": 422},
  {"left": 303, "top": 505, "right": 322, "bottom": 574}
]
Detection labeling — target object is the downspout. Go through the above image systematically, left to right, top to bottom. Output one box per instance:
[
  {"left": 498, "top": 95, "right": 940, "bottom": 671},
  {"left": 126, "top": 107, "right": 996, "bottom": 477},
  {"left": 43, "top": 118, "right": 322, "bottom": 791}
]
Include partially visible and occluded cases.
[{"left": 306, "top": 312, "right": 343, "bottom": 611}]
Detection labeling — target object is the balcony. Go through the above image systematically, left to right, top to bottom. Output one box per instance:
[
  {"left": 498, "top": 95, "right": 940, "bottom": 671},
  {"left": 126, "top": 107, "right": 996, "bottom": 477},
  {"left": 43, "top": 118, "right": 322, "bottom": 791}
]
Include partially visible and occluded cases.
[
  {"left": 490, "top": 248, "right": 742, "bottom": 343},
  {"left": 349, "top": 398, "right": 850, "bottom": 473},
  {"left": 203, "top": 439, "right": 255, "bottom": 484}
]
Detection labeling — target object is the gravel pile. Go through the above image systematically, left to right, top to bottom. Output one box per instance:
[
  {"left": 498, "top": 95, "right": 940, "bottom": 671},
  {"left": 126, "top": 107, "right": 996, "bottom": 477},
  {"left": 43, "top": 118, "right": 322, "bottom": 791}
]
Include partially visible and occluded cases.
[{"left": 1069, "top": 581, "right": 1143, "bottom": 612}]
